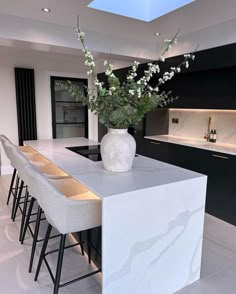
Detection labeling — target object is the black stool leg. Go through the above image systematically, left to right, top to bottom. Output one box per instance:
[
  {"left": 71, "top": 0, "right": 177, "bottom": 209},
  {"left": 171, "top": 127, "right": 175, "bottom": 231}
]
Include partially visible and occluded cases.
[
  {"left": 7, "top": 168, "right": 16, "bottom": 205},
  {"left": 11, "top": 176, "right": 19, "bottom": 220},
  {"left": 12, "top": 180, "right": 24, "bottom": 221},
  {"left": 19, "top": 189, "right": 29, "bottom": 242},
  {"left": 21, "top": 197, "right": 35, "bottom": 244},
  {"left": 29, "top": 206, "right": 42, "bottom": 273},
  {"left": 35, "top": 224, "right": 52, "bottom": 281},
  {"left": 87, "top": 229, "right": 91, "bottom": 264},
  {"left": 78, "top": 232, "right": 84, "bottom": 256},
  {"left": 54, "top": 234, "right": 66, "bottom": 294}
]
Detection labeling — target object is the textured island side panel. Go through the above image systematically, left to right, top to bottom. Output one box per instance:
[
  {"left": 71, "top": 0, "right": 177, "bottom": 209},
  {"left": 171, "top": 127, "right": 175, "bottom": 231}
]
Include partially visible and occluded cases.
[{"left": 102, "top": 176, "right": 207, "bottom": 294}]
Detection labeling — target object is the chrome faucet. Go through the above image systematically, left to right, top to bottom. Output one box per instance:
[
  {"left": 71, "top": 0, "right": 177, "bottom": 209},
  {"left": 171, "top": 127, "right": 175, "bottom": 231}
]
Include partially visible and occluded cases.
[{"left": 204, "top": 116, "right": 211, "bottom": 141}]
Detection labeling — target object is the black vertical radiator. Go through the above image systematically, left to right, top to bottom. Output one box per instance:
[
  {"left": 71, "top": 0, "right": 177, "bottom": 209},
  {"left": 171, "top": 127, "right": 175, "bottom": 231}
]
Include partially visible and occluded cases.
[{"left": 14, "top": 68, "right": 37, "bottom": 146}]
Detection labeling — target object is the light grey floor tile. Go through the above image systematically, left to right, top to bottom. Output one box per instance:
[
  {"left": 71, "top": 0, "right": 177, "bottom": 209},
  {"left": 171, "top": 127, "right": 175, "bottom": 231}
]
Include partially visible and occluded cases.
[
  {"left": 0, "top": 203, "right": 12, "bottom": 227},
  {"left": 200, "top": 235, "right": 236, "bottom": 278},
  {"left": 0, "top": 238, "right": 41, "bottom": 294},
  {"left": 178, "top": 262, "right": 236, "bottom": 294}
]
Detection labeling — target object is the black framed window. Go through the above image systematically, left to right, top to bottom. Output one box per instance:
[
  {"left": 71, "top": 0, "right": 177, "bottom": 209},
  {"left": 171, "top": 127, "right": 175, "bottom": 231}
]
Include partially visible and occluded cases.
[{"left": 50, "top": 76, "right": 88, "bottom": 139}]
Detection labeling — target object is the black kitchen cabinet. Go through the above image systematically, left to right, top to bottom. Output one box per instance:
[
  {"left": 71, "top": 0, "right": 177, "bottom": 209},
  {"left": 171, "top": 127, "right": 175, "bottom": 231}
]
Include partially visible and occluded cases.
[
  {"left": 161, "top": 67, "right": 236, "bottom": 109},
  {"left": 137, "top": 138, "right": 169, "bottom": 163},
  {"left": 141, "top": 139, "right": 236, "bottom": 225},
  {"left": 206, "top": 152, "right": 236, "bottom": 224}
]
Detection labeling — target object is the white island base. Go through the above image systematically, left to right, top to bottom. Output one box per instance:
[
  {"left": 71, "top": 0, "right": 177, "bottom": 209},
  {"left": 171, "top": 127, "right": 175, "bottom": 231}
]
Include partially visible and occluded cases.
[
  {"left": 25, "top": 138, "right": 207, "bottom": 294},
  {"left": 103, "top": 176, "right": 206, "bottom": 294}
]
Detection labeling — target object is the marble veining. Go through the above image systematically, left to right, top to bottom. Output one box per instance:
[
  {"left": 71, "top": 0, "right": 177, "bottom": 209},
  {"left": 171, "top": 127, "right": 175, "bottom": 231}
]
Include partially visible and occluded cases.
[
  {"left": 169, "top": 109, "right": 236, "bottom": 145},
  {"left": 102, "top": 176, "right": 207, "bottom": 294},
  {"left": 105, "top": 207, "right": 204, "bottom": 292}
]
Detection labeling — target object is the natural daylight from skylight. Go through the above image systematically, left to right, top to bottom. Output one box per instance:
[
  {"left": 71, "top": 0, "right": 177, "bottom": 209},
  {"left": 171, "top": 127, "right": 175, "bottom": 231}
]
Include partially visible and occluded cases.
[{"left": 88, "top": 0, "right": 196, "bottom": 22}]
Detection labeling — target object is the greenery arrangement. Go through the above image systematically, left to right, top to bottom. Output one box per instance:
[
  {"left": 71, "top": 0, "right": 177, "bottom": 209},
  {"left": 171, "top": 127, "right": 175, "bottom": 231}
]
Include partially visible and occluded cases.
[{"left": 62, "top": 18, "right": 196, "bottom": 129}]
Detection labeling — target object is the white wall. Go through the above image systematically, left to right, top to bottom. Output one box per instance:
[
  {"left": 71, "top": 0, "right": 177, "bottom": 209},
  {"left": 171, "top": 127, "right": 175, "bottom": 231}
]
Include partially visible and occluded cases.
[{"left": 0, "top": 47, "right": 110, "bottom": 173}]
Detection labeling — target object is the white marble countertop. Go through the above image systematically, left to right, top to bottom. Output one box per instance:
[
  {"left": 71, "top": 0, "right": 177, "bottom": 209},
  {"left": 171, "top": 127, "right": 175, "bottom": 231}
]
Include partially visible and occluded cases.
[
  {"left": 145, "top": 135, "right": 236, "bottom": 156},
  {"left": 25, "top": 137, "right": 204, "bottom": 199}
]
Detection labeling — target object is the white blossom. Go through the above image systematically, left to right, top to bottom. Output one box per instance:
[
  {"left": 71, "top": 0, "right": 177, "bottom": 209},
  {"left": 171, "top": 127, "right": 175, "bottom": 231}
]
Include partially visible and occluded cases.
[
  {"left": 78, "top": 32, "right": 85, "bottom": 38},
  {"left": 184, "top": 54, "right": 191, "bottom": 59},
  {"left": 159, "top": 56, "right": 165, "bottom": 62},
  {"left": 105, "top": 69, "right": 113, "bottom": 76},
  {"left": 110, "top": 87, "right": 116, "bottom": 92},
  {"left": 129, "top": 89, "right": 135, "bottom": 95}
]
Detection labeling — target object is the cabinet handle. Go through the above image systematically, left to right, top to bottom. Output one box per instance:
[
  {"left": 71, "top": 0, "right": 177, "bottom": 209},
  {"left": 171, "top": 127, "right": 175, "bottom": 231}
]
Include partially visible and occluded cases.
[
  {"left": 150, "top": 141, "right": 161, "bottom": 145},
  {"left": 212, "top": 154, "right": 229, "bottom": 160}
]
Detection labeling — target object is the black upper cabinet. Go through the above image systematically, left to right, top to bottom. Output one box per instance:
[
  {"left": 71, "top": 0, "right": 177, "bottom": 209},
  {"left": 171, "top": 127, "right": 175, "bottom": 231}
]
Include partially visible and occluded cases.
[
  {"left": 98, "top": 43, "right": 236, "bottom": 110},
  {"left": 161, "top": 67, "right": 236, "bottom": 109}
]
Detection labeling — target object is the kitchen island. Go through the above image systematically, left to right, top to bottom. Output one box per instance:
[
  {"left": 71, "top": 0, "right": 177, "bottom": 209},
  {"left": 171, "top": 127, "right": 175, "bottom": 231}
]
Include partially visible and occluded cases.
[{"left": 25, "top": 137, "right": 207, "bottom": 294}]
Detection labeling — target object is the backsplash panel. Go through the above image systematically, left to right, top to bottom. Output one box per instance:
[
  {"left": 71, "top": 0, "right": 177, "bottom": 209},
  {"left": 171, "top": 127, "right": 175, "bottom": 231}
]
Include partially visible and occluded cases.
[{"left": 169, "top": 109, "right": 236, "bottom": 145}]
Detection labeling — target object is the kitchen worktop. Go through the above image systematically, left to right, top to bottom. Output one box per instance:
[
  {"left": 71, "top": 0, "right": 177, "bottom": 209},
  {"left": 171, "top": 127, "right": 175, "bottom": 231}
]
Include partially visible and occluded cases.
[
  {"left": 145, "top": 135, "right": 236, "bottom": 155},
  {"left": 25, "top": 137, "right": 207, "bottom": 294},
  {"left": 25, "top": 137, "right": 204, "bottom": 199}
]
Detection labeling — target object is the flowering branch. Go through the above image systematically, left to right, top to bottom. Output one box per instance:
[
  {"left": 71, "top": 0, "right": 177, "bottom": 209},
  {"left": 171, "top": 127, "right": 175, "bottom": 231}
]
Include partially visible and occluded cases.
[{"left": 61, "top": 14, "right": 197, "bottom": 129}]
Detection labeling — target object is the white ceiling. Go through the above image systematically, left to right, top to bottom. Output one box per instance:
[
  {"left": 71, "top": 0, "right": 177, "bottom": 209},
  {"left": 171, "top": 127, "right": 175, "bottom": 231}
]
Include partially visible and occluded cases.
[{"left": 0, "top": 0, "right": 235, "bottom": 61}]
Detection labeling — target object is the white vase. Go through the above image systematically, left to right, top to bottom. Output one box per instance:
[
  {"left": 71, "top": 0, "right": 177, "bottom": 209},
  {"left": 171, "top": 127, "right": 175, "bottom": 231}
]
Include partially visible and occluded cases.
[{"left": 101, "top": 128, "right": 136, "bottom": 172}]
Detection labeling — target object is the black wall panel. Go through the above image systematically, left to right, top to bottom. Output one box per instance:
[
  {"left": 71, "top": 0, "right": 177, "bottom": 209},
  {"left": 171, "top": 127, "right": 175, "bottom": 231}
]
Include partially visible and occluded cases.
[{"left": 14, "top": 68, "right": 37, "bottom": 145}]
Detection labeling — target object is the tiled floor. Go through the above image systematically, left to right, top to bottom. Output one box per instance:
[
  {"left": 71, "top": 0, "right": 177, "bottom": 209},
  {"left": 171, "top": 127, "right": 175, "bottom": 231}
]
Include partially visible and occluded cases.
[{"left": 1, "top": 175, "right": 236, "bottom": 293}]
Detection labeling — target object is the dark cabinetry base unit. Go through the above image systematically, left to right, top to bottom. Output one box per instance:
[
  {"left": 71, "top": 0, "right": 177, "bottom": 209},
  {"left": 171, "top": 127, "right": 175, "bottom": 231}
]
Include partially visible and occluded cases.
[{"left": 143, "top": 139, "right": 236, "bottom": 225}]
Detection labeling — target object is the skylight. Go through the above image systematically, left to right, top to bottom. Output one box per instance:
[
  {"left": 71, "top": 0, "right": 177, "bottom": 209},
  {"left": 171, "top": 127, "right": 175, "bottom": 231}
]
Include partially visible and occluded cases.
[{"left": 88, "top": 0, "right": 196, "bottom": 22}]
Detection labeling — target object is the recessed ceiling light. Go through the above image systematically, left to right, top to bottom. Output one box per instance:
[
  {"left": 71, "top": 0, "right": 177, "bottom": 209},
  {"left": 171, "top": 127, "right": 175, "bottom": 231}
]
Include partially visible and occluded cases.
[
  {"left": 42, "top": 8, "right": 51, "bottom": 13},
  {"left": 154, "top": 33, "right": 161, "bottom": 36}
]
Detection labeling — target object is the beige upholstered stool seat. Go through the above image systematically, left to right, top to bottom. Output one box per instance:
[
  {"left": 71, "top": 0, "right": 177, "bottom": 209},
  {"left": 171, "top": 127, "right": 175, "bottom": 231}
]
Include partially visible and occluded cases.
[{"left": 49, "top": 178, "right": 99, "bottom": 200}]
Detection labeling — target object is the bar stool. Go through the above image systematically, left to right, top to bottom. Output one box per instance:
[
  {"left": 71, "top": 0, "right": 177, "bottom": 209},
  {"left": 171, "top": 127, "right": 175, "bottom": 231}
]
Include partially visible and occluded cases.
[
  {"left": 0, "top": 135, "right": 41, "bottom": 207},
  {"left": 2, "top": 138, "right": 71, "bottom": 221},
  {"left": 3, "top": 140, "right": 74, "bottom": 272},
  {"left": 25, "top": 165, "right": 101, "bottom": 294}
]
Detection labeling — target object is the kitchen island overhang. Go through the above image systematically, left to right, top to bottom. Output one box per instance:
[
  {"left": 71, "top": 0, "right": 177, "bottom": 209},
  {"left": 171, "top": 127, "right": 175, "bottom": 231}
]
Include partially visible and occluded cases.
[{"left": 25, "top": 137, "right": 207, "bottom": 294}]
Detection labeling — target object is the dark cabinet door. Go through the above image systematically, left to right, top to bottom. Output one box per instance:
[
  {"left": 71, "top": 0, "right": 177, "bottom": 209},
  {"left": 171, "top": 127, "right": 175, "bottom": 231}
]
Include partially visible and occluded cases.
[
  {"left": 161, "top": 67, "right": 236, "bottom": 109},
  {"left": 137, "top": 138, "right": 236, "bottom": 225},
  {"left": 140, "top": 139, "right": 169, "bottom": 162},
  {"left": 167, "top": 144, "right": 209, "bottom": 174},
  {"left": 206, "top": 152, "right": 236, "bottom": 224}
]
